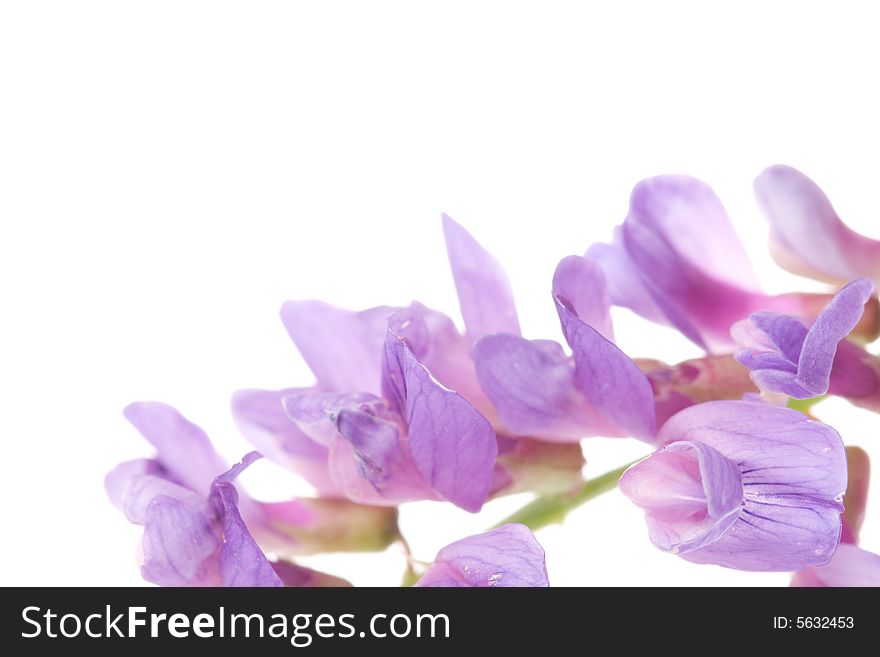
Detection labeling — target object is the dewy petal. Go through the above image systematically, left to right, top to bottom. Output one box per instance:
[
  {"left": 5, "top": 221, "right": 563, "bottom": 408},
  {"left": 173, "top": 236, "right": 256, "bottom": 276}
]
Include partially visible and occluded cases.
[
  {"left": 755, "top": 165, "right": 880, "bottom": 284},
  {"left": 442, "top": 213, "right": 520, "bottom": 339},
  {"left": 552, "top": 255, "right": 614, "bottom": 342},
  {"left": 797, "top": 278, "right": 875, "bottom": 393},
  {"left": 555, "top": 297, "right": 656, "bottom": 441},
  {"left": 279, "top": 300, "right": 393, "bottom": 395},
  {"left": 383, "top": 325, "right": 497, "bottom": 512},
  {"left": 472, "top": 334, "right": 619, "bottom": 441},
  {"left": 232, "top": 388, "right": 337, "bottom": 495},
  {"left": 657, "top": 401, "right": 846, "bottom": 571},
  {"left": 123, "top": 402, "right": 228, "bottom": 496},
  {"left": 619, "top": 441, "right": 742, "bottom": 554},
  {"left": 842, "top": 446, "right": 870, "bottom": 544},
  {"left": 210, "top": 452, "right": 283, "bottom": 587},
  {"left": 415, "top": 524, "right": 549, "bottom": 587},
  {"left": 791, "top": 544, "right": 880, "bottom": 587}
]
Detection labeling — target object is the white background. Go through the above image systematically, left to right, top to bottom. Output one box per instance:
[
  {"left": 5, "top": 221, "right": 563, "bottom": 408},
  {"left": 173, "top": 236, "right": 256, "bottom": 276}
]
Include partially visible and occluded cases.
[{"left": 2, "top": 1, "right": 880, "bottom": 587}]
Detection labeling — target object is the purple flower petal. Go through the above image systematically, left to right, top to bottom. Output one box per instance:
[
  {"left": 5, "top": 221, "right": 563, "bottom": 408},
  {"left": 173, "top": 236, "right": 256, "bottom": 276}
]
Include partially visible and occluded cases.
[
  {"left": 755, "top": 165, "right": 880, "bottom": 284},
  {"left": 619, "top": 176, "right": 775, "bottom": 352},
  {"left": 442, "top": 213, "right": 520, "bottom": 339},
  {"left": 585, "top": 230, "right": 666, "bottom": 324},
  {"left": 552, "top": 255, "right": 614, "bottom": 342},
  {"left": 798, "top": 278, "right": 875, "bottom": 392},
  {"left": 734, "top": 279, "right": 875, "bottom": 398},
  {"left": 555, "top": 297, "right": 656, "bottom": 441},
  {"left": 279, "top": 300, "right": 393, "bottom": 395},
  {"left": 385, "top": 304, "right": 491, "bottom": 416},
  {"left": 386, "top": 332, "right": 497, "bottom": 512},
  {"left": 472, "top": 334, "right": 618, "bottom": 441},
  {"left": 232, "top": 388, "right": 337, "bottom": 495},
  {"left": 282, "top": 390, "right": 380, "bottom": 447},
  {"left": 657, "top": 401, "right": 846, "bottom": 571},
  {"left": 123, "top": 402, "right": 228, "bottom": 496},
  {"left": 331, "top": 407, "right": 431, "bottom": 502},
  {"left": 620, "top": 440, "right": 742, "bottom": 553},
  {"left": 209, "top": 453, "right": 283, "bottom": 587},
  {"left": 105, "top": 458, "right": 163, "bottom": 510},
  {"left": 121, "top": 474, "right": 204, "bottom": 524},
  {"left": 140, "top": 495, "right": 220, "bottom": 586},
  {"left": 415, "top": 524, "right": 549, "bottom": 587},
  {"left": 791, "top": 544, "right": 880, "bottom": 587},
  {"left": 271, "top": 561, "right": 352, "bottom": 587}
]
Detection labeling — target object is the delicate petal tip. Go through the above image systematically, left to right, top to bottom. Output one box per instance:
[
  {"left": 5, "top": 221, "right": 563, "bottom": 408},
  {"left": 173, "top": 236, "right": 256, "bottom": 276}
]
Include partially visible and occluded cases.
[
  {"left": 754, "top": 165, "right": 862, "bottom": 283},
  {"left": 619, "top": 175, "right": 775, "bottom": 351},
  {"left": 627, "top": 175, "right": 760, "bottom": 292},
  {"left": 442, "top": 213, "right": 521, "bottom": 340},
  {"left": 552, "top": 255, "right": 614, "bottom": 342},
  {"left": 796, "top": 278, "right": 875, "bottom": 393},
  {"left": 733, "top": 279, "right": 875, "bottom": 399},
  {"left": 279, "top": 300, "right": 392, "bottom": 395},
  {"left": 556, "top": 300, "right": 657, "bottom": 441},
  {"left": 122, "top": 402, "right": 228, "bottom": 496},
  {"left": 210, "top": 455, "right": 283, "bottom": 587},
  {"left": 105, "top": 458, "right": 163, "bottom": 510},
  {"left": 415, "top": 524, "right": 549, "bottom": 587}
]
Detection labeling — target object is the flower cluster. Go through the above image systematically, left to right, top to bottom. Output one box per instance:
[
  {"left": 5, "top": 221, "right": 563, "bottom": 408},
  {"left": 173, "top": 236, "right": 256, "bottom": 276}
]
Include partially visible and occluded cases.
[{"left": 108, "top": 166, "right": 880, "bottom": 586}]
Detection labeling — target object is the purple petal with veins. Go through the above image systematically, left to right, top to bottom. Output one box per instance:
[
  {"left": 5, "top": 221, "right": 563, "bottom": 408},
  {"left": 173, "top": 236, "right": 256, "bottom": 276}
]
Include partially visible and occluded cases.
[
  {"left": 734, "top": 278, "right": 875, "bottom": 398},
  {"left": 383, "top": 325, "right": 497, "bottom": 512},
  {"left": 621, "top": 401, "right": 845, "bottom": 571},
  {"left": 416, "top": 524, "right": 549, "bottom": 587}
]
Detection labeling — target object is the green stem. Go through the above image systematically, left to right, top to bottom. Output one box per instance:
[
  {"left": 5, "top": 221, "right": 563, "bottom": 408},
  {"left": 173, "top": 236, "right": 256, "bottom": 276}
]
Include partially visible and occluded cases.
[
  {"left": 786, "top": 394, "right": 828, "bottom": 415},
  {"left": 493, "top": 460, "right": 638, "bottom": 532}
]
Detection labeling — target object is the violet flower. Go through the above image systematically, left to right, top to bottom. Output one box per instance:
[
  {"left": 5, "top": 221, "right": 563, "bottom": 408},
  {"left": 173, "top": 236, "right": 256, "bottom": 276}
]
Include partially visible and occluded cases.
[
  {"left": 755, "top": 165, "right": 880, "bottom": 285},
  {"left": 586, "top": 176, "right": 878, "bottom": 353},
  {"left": 233, "top": 216, "right": 585, "bottom": 505},
  {"left": 473, "top": 254, "right": 657, "bottom": 442},
  {"left": 733, "top": 278, "right": 876, "bottom": 399},
  {"left": 619, "top": 400, "right": 846, "bottom": 571},
  {"left": 106, "top": 402, "right": 377, "bottom": 585},
  {"left": 792, "top": 447, "right": 880, "bottom": 587},
  {"left": 415, "top": 524, "right": 549, "bottom": 587}
]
